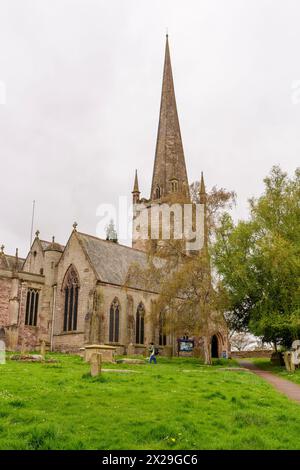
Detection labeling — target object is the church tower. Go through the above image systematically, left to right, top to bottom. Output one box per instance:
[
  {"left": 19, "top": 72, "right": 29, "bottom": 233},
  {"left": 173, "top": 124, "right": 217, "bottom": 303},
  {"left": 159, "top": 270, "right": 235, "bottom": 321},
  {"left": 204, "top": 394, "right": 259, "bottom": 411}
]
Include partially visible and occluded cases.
[{"left": 132, "top": 35, "right": 190, "bottom": 251}]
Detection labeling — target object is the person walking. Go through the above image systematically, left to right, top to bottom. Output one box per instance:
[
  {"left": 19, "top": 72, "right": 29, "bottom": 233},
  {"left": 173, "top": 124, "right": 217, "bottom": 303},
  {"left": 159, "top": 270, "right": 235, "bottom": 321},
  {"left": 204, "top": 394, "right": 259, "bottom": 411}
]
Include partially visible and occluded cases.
[{"left": 148, "top": 342, "right": 157, "bottom": 364}]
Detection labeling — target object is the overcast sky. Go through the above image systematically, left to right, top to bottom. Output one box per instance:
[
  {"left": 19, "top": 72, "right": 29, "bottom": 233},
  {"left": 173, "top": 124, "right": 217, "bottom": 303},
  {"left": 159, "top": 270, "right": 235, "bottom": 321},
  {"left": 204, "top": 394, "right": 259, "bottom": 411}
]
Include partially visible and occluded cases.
[{"left": 0, "top": 0, "right": 299, "bottom": 257}]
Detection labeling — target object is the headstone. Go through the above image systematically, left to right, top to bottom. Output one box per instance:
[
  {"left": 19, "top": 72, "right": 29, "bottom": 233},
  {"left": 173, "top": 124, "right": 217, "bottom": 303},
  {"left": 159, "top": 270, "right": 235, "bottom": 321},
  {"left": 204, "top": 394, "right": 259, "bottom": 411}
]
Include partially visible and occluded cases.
[
  {"left": 20, "top": 339, "right": 26, "bottom": 355},
  {"left": 0, "top": 340, "right": 5, "bottom": 365},
  {"left": 40, "top": 340, "right": 46, "bottom": 359},
  {"left": 291, "top": 340, "right": 300, "bottom": 367},
  {"left": 85, "top": 344, "right": 116, "bottom": 363},
  {"left": 164, "top": 345, "right": 173, "bottom": 358},
  {"left": 79, "top": 347, "right": 86, "bottom": 360},
  {"left": 271, "top": 351, "right": 284, "bottom": 366},
  {"left": 283, "top": 351, "right": 294, "bottom": 372},
  {"left": 90, "top": 352, "right": 102, "bottom": 377}
]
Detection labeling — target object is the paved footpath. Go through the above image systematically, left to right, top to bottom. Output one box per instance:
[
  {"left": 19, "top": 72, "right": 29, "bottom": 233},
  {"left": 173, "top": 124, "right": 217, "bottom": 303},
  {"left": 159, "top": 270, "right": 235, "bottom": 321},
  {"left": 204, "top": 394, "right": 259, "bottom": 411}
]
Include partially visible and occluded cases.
[{"left": 238, "top": 360, "right": 300, "bottom": 404}]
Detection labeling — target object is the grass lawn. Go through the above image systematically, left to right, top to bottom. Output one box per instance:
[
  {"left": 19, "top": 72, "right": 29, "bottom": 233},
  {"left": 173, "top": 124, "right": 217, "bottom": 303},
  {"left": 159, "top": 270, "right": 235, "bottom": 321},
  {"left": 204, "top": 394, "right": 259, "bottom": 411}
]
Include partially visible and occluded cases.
[
  {"left": 0, "top": 354, "right": 300, "bottom": 450},
  {"left": 252, "top": 358, "right": 300, "bottom": 385}
]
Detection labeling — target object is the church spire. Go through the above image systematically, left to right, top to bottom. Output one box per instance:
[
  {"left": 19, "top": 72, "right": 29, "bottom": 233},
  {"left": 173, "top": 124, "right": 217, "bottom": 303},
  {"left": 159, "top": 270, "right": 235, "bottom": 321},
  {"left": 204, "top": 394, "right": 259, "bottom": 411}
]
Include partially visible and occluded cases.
[
  {"left": 151, "top": 35, "right": 190, "bottom": 201},
  {"left": 132, "top": 169, "right": 140, "bottom": 204},
  {"left": 133, "top": 169, "right": 139, "bottom": 193},
  {"left": 199, "top": 171, "right": 206, "bottom": 204}
]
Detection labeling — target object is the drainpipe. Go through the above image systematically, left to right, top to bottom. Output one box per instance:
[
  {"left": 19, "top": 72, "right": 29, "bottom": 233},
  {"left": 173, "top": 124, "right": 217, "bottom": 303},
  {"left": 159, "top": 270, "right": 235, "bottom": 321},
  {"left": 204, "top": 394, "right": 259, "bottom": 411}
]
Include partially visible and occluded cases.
[
  {"left": 12, "top": 281, "right": 24, "bottom": 352},
  {"left": 17, "top": 282, "right": 24, "bottom": 326},
  {"left": 50, "top": 285, "right": 57, "bottom": 352}
]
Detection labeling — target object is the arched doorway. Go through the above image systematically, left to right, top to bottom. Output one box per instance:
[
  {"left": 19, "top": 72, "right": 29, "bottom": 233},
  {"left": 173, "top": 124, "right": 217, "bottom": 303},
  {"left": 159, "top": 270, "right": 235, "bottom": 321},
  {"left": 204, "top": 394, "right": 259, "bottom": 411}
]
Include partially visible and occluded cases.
[{"left": 211, "top": 335, "right": 219, "bottom": 358}]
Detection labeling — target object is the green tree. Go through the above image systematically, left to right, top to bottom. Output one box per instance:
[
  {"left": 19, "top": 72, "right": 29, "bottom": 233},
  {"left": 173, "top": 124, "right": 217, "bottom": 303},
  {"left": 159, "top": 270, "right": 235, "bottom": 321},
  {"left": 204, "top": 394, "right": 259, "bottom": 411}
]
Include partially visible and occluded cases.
[{"left": 213, "top": 166, "right": 300, "bottom": 349}]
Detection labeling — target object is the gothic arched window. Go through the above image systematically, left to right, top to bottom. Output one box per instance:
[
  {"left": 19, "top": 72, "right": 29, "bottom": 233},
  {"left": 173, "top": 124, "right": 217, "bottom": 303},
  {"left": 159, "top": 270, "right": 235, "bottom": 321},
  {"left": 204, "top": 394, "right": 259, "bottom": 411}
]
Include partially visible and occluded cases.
[
  {"left": 155, "top": 185, "right": 161, "bottom": 199},
  {"left": 63, "top": 265, "right": 80, "bottom": 332},
  {"left": 25, "top": 289, "right": 39, "bottom": 326},
  {"left": 109, "top": 297, "right": 120, "bottom": 343},
  {"left": 136, "top": 302, "right": 145, "bottom": 344},
  {"left": 159, "top": 312, "right": 167, "bottom": 346}
]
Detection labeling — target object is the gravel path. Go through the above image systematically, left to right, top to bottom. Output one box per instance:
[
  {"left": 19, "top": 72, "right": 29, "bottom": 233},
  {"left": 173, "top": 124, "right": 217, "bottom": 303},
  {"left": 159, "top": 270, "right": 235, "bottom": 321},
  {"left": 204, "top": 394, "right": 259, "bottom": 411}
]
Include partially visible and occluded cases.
[{"left": 238, "top": 360, "right": 300, "bottom": 404}]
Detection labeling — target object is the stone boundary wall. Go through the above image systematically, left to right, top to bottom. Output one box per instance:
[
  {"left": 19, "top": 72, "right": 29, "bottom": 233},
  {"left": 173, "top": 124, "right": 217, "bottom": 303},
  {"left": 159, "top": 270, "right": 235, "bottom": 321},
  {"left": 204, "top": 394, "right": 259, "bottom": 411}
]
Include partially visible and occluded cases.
[{"left": 230, "top": 349, "right": 273, "bottom": 359}]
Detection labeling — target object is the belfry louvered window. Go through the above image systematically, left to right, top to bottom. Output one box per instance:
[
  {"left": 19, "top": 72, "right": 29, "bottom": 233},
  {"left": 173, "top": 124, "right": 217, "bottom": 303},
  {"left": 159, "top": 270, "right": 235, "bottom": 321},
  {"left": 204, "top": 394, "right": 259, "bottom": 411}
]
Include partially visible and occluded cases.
[
  {"left": 170, "top": 180, "right": 178, "bottom": 192},
  {"left": 63, "top": 266, "right": 79, "bottom": 332},
  {"left": 25, "top": 289, "right": 39, "bottom": 326},
  {"left": 109, "top": 298, "right": 120, "bottom": 343},
  {"left": 136, "top": 302, "right": 145, "bottom": 344}
]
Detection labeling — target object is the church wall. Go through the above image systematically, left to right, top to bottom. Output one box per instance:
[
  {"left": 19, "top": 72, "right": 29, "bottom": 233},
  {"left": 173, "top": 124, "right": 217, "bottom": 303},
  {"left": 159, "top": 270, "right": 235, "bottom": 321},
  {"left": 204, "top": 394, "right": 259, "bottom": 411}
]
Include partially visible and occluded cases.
[
  {"left": 52, "top": 233, "right": 97, "bottom": 352},
  {"left": 23, "top": 239, "right": 45, "bottom": 275},
  {"left": 0, "top": 264, "right": 46, "bottom": 351},
  {"left": 0, "top": 273, "right": 12, "bottom": 327},
  {"left": 15, "top": 277, "right": 46, "bottom": 351},
  {"left": 100, "top": 283, "right": 158, "bottom": 354},
  {"left": 54, "top": 331, "right": 85, "bottom": 352}
]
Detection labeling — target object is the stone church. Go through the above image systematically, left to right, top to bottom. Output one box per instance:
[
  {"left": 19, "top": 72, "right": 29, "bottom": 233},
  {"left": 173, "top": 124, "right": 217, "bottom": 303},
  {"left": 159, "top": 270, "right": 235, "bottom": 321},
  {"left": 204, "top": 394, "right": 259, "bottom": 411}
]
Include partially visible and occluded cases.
[{"left": 0, "top": 36, "right": 229, "bottom": 358}]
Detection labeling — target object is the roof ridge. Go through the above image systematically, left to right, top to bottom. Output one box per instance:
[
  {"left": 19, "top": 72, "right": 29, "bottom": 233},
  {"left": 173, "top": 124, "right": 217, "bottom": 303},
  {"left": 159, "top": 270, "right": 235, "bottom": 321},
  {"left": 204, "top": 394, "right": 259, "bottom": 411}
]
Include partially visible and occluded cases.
[
  {"left": 77, "top": 231, "right": 146, "bottom": 255},
  {"left": 40, "top": 238, "right": 64, "bottom": 246},
  {"left": 4, "top": 254, "right": 26, "bottom": 261}
]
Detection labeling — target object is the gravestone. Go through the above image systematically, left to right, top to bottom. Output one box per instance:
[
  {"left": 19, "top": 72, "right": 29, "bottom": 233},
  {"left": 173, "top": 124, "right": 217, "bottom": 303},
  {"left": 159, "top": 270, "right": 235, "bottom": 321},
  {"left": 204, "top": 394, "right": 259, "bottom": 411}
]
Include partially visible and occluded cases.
[
  {"left": 20, "top": 339, "right": 26, "bottom": 355},
  {"left": 0, "top": 340, "right": 5, "bottom": 365},
  {"left": 40, "top": 340, "right": 46, "bottom": 359},
  {"left": 291, "top": 340, "right": 300, "bottom": 367},
  {"left": 283, "top": 341, "right": 300, "bottom": 372},
  {"left": 85, "top": 344, "right": 116, "bottom": 363},
  {"left": 164, "top": 345, "right": 173, "bottom": 358},
  {"left": 79, "top": 347, "right": 85, "bottom": 359},
  {"left": 271, "top": 351, "right": 284, "bottom": 366},
  {"left": 283, "top": 351, "right": 295, "bottom": 372},
  {"left": 90, "top": 352, "right": 102, "bottom": 377}
]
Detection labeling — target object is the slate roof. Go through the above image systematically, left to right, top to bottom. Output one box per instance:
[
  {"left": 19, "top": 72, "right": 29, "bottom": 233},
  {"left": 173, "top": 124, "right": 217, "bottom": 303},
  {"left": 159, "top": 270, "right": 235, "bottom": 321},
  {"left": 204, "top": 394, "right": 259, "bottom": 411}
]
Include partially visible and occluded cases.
[
  {"left": 77, "top": 232, "right": 152, "bottom": 289},
  {"left": 40, "top": 240, "right": 65, "bottom": 252},
  {"left": 40, "top": 240, "right": 51, "bottom": 250},
  {"left": 0, "top": 254, "right": 25, "bottom": 271}
]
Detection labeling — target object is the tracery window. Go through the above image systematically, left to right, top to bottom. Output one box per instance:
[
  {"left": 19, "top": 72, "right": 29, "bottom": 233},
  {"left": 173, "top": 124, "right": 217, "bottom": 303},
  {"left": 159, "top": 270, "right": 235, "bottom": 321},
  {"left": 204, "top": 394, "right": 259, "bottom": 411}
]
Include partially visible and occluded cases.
[
  {"left": 63, "top": 265, "right": 79, "bottom": 332},
  {"left": 25, "top": 289, "right": 39, "bottom": 326},
  {"left": 109, "top": 297, "right": 120, "bottom": 343},
  {"left": 136, "top": 302, "right": 145, "bottom": 344}
]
